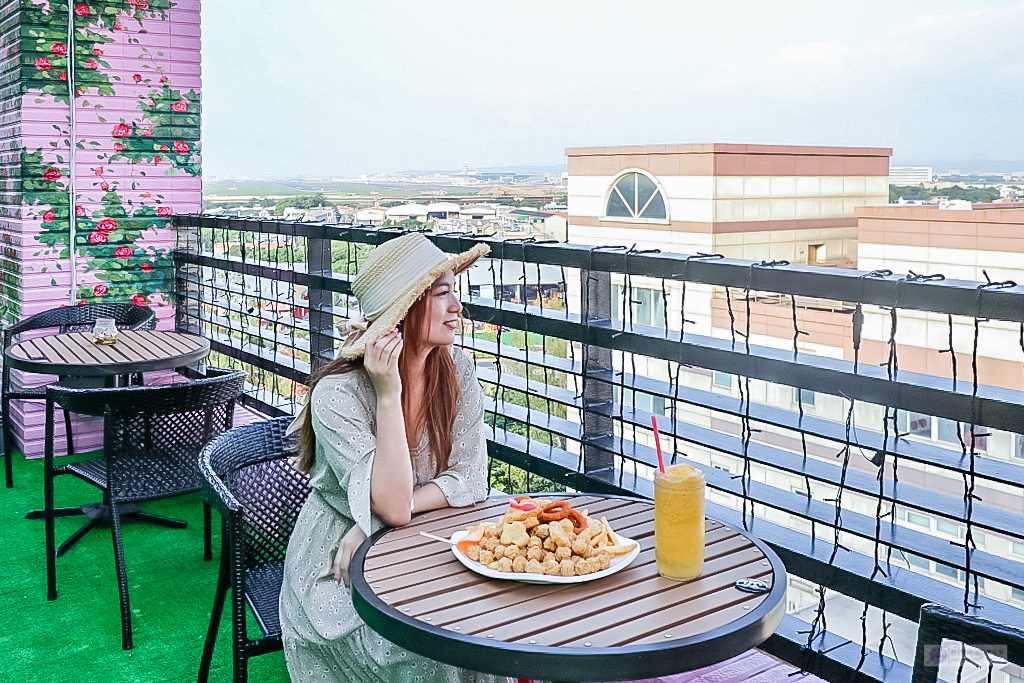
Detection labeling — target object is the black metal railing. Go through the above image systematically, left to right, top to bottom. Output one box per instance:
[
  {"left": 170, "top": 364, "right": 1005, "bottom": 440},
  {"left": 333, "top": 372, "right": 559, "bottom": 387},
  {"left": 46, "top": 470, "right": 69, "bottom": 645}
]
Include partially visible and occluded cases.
[{"left": 173, "top": 216, "right": 1024, "bottom": 683}]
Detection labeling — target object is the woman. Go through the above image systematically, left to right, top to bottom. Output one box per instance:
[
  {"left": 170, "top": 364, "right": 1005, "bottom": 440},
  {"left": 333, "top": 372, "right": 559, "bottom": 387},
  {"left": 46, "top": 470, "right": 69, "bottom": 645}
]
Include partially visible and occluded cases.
[{"left": 279, "top": 233, "right": 511, "bottom": 683}]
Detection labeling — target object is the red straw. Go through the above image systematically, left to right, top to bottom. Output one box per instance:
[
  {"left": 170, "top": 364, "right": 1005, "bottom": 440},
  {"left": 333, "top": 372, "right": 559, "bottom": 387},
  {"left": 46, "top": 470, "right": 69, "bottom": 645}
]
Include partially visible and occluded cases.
[{"left": 651, "top": 415, "right": 666, "bottom": 474}]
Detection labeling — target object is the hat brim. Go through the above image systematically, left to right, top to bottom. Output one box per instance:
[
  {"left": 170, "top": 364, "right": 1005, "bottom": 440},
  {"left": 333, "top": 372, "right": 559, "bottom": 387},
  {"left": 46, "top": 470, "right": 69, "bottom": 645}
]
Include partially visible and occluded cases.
[{"left": 336, "top": 242, "right": 489, "bottom": 360}]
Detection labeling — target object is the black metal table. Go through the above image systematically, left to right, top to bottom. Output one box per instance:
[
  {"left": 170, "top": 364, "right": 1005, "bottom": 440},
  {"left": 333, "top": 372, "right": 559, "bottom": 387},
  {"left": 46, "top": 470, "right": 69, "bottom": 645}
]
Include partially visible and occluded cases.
[
  {"left": 6, "top": 330, "right": 211, "bottom": 553},
  {"left": 350, "top": 494, "right": 787, "bottom": 682}
]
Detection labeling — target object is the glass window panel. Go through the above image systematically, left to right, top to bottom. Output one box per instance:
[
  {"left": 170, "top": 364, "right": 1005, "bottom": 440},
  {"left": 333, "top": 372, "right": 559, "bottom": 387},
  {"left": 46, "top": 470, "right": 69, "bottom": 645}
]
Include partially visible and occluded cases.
[
  {"left": 615, "top": 174, "right": 637, "bottom": 212},
  {"left": 636, "top": 174, "right": 657, "bottom": 212},
  {"left": 606, "top": 188, "right": 632, "bottom": 217},
  {"left": 640, "top": 190, "right": 667, "bottom": 219},
  {"left": 611, "top": 284, "right": 622, "bottom": 322},
  {"left": 634, "top": 288, "right": 652, "bottom": 326},
  {"left": 653, "top": 290, "right": 665, "bottom": 329},
  {"left": 713, "top": 371, "right": 733, "bottom": 388},
  {"left": 795, "top": 388, "right": 815, "bottom": 406},
  {"left": 652, "top": 394, "right": 666, "bottom": 416},
  {"left": 906, "top": 413, "right": 932, "bottom": 437},
  {"left": 937, "top": 418, "right": 960, "bottom": 444},
  {"left": 1015, "top": 434, "right": 1024, "bottom": 460},
  {"left": 907, "top": 511, "right": 931, "bottom": 528},
  {"left": 936, "top": 520, "right": 959, "bottom": 536},
  {"left": 972, "top": 531, "right": 986, "bottom": 547},
  {"left": 1012, "top": 541, "right": 1024, "bottom": 556},
  {"left": 904, "top": 552, "right": 930, "bottom": 569},
  {"left": 935, "top": 562, "right": 958, "bottom": 579},
  {"left": 1012, "top": 587, "right": 1024, "bottom": 602}
]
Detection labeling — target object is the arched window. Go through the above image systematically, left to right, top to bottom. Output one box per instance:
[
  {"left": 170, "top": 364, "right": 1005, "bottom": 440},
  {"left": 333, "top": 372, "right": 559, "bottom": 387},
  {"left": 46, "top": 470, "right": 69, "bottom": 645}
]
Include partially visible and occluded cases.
[{"left": 605, "top": 171, "right": 667, "bottom": 220}]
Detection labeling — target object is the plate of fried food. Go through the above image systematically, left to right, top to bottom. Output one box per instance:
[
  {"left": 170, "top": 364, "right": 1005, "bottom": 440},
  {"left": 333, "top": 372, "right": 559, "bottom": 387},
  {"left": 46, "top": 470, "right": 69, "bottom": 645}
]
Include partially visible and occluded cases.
[{"left": 448, "top": 496, "right": 641, "bottom": 584}]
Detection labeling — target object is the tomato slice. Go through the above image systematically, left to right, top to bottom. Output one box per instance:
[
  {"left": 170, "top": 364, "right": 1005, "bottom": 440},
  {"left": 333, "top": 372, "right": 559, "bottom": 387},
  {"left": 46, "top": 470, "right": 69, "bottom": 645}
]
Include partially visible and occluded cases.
[{"left": 456, "top": 527, "right": 486, "bottom": 553}]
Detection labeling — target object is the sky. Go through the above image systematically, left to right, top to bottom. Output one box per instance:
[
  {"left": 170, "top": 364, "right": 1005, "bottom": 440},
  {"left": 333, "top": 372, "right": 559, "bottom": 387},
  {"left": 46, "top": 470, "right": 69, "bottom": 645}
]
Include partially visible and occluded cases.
[{"left": 200, "top": 1, "right": 1024, "bottom": 177}]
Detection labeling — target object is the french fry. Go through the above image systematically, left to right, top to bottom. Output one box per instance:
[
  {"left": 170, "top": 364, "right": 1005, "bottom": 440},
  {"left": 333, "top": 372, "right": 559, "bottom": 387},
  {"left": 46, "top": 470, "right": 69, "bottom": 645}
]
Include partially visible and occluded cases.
[{"left": 604, "top": 543, "right": 636, "bottom": 556}]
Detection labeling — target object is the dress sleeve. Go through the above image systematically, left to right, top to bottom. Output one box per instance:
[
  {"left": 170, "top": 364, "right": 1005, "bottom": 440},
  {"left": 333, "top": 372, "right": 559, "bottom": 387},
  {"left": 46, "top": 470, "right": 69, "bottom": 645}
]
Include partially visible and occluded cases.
[
  {"left": 432, "top": 349, "right": 490, "bottom": 507},
  {"left": 310, "top": 375, "right": 379, "bottom": 537}
]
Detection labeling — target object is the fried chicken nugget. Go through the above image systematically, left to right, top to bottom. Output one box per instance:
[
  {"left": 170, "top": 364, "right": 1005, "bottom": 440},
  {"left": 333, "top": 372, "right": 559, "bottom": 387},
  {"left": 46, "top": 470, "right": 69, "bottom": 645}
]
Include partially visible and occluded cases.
[
  {"left": 523, "top": 516, "right": 540, "bottom": 530},
  {"left": 559, "top": 518, "right": 575, "bottom": 535},
  {"left": 500, "top": 520, "right": 531, "bottom": 547},
  {"left": 548, "top": 522, "right": 571, "bottom": 548},
  {"left": 533, "top": 523, "right": 550, "bottom": 539},
  {"left": 527, "top": 535, "right": 543, "bottom": 549},
  {"left": 543, "top": 536, "right": 557, "bottom": 552},
  {"left": 480, "top": 537, "right": 499, "bottom": 552},
  {"left": 570, "top": 540, "right": 591, "bottom": 558},
  {"left": 466, "top": 544, "right": 481, "bottom": 561},
  {"left": 494, "top": 544, "right": 507, "bottom": 559},
  {"left": 504, "top": 545, "right": 523, "bottom": 560},
  {"left": 526, "top": 546, "right": 545, "bottom": 562},
  {"left": 555, "top": 546, "right": 572, "bottom": 561},
  {"left": 478, "top": 550, "right": 494, "bottom": 565},
  {"left": 593, "top": 550, "right": 611, "bottom": 571},
  {"left": 543, "top": 551, "right": 556, "bottom": 564},
  {"left": 512, "top": 555, "right": 528, "bottom": 573},
  {"left": 574, "top": 556, "right": 594, "bottom": 575},
  {"left": 496, "top": 557, "right": 514, "bottom": 573},
  {"left": 525, "top": 558, "right": 545, "bottom": 574},
  {"left": 559, "top": 559, "right": 576, "bottom": 577},
  {"left": 543, "top": 561, "right": 561, "bottom": 576}
]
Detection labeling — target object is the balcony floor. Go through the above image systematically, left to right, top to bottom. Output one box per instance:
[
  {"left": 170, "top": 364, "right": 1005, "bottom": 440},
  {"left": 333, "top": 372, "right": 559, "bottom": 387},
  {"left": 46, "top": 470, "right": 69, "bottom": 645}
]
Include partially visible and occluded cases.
[{"left": 0, "top": 450, "right": 289, "bottom": 683}]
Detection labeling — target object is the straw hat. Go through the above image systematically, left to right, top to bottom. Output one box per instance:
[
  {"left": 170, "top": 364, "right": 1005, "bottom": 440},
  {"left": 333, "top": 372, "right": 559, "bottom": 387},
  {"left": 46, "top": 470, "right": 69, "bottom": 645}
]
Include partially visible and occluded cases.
[{"left": 336, "top": 233, "right": 489, "bottom": 360}]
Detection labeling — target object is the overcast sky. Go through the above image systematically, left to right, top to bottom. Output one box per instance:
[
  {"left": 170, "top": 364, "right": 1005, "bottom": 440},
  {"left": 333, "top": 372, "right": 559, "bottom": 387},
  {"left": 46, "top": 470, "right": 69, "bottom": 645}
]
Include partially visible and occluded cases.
[{"left": 201, "top": 1, "right": 1024, "bottom": 177}]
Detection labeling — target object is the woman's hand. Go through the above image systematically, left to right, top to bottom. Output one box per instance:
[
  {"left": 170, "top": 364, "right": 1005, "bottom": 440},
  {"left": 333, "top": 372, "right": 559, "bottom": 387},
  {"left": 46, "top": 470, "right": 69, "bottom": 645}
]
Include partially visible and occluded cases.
[
  {"left": 364, "top": 330, "right": 403, "bottom": 400},
  {"left": 333, "top": 524, "right": 368, "bottom": 587}
]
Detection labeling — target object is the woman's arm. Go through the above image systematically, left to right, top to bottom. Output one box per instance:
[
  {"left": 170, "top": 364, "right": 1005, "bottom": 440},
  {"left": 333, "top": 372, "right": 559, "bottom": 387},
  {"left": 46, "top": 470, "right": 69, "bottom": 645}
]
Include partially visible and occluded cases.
[{"left": 364, "top": 331, "right": 414, "bottom": 526}]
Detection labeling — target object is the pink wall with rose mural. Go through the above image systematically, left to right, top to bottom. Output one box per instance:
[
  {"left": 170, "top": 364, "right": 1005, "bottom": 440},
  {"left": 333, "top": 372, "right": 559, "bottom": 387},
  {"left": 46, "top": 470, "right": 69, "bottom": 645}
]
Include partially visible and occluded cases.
[{"left": 0, "top": 0, "right": 200, "bottom": 456}]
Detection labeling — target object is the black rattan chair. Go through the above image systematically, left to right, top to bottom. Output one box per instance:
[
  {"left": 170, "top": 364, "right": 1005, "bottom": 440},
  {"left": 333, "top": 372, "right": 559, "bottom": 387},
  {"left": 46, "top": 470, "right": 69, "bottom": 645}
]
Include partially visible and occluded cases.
[
  {"left": 2, "top": 302, "right": 156, "bottom": 487},
  {"left": 42, "top": 368, "right": 245, "bottom": 650},
  {"left": 198, "top": 417, "right": 310, "bottom": 683},
  {"left": 912, "top": 603, "right": 1024, "bottom": 683}
]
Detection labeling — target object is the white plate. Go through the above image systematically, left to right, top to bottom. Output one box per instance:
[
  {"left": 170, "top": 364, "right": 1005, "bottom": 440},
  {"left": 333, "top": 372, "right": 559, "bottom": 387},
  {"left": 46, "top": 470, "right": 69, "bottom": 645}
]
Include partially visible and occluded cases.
[{"left": 449, "top": 528, "right": 641, "bottom": 584}]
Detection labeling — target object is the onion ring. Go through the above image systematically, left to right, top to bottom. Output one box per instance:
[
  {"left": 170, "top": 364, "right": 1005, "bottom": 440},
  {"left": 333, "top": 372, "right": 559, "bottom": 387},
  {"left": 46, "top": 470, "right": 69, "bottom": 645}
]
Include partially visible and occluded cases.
[
  {"left": 538, "top": 500, "right": 572, "bottom": 523},
  {"left": 567, "top": 509, "right": 588, "bottom": 533}
]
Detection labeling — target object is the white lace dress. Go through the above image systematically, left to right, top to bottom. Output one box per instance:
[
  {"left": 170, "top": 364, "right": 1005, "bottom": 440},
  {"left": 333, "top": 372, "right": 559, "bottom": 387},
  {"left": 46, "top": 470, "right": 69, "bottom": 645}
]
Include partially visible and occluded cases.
[{"left": 279, "top": 348, "right": 512, "bottom": 683}]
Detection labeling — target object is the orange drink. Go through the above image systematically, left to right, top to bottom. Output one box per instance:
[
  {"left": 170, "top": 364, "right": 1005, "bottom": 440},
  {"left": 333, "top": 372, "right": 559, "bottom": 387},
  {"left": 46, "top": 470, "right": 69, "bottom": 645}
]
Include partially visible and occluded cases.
[{"left": 654, "top": 464, "right": 706, "bottom": 580}]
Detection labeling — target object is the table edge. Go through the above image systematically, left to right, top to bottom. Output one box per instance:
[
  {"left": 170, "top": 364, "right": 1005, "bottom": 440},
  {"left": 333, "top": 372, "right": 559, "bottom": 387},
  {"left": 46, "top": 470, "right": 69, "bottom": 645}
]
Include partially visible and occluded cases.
[
  {"left": 4, "top": 332, "right": 211, "bottom": 376},
  {"left": 351, "top": 493, "right": 789, "bottom": 681}
]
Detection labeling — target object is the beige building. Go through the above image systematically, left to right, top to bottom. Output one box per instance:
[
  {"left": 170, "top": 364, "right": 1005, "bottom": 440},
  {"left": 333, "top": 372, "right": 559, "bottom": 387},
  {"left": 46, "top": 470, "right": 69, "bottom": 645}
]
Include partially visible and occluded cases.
[{"left": 566, "top": 143, "right": 891, "bottom": 266}]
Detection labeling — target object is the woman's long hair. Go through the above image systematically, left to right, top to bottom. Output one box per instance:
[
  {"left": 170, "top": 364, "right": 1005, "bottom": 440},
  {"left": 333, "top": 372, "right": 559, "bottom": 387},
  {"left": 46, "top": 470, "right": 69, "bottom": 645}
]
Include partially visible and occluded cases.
[{"left": 295, "top": 293, "right": 459, "bottom": 477}]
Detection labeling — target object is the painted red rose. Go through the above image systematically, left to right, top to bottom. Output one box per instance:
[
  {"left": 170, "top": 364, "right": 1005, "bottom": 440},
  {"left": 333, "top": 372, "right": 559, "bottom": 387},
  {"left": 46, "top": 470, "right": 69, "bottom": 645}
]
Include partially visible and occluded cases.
[
  {"left": 136, "top": 0, "right": 148, "bottom": 9},
  {"left": 74, "top": 4, "right": 90, "bottom": 16},
  {"left": 113, "top": 21, "right": 122, "bottom": 30},
  {"left": 51, "top": 42, "right": 67, "bottom": 56},
  {"left": 93, "top": 47, "right": 103, "bottom": 56},
  {"left": 35, "top": 57, "right": 52, "bottom": 71},
  {"left": 84, "top": 59, "right": 98, "bottom": 70},
  {"left": 58, "top": 72, "right": 67, "bottom": 81},
  {"left": 132, "top": 73, "right": 142, "bottom": 83},
  {"left": 159, "top": 75, "right": 168, "bottom": 83},
  {"left": 75, "top": 87, "right": 85, "bottom": 96},
  {"left": 171, "top": 100, "right": 188, "bottom": 113},
  {"left": 112, "top": 123, "right": 130, "bottom": 138},
  {"left": 139, "top": 129, "right": 153, "bottom": 137},
  {"left": 172, "top": 140, "right": 190, "bottom": 155},
  {"left": 113, "top": 142, "right": 123, "bottom": 152},
  {"left": 159, "top": 144, "right": 168, "bottom": 152},
  {"left": 153, "top": 155, "right": 161, "bottom": 164},
  {"left": 95, "top": 166, "right": 104, "bottom": 175},
  {"left": 43, "top": 168, "right": 61, "bottom": 182},
  {"left": 100, "top": 182, "right": 110, "bottom": 191},
  {"left": 75, "top": 205, "right": 86, "bottom": 217},
  {"left": 157, "top": 206, "right": 172, "bottom": 217},
  {"left": 42, "top": 210, "right": 56, "bottom": 222},
  {"left": 96, "top": 218, "right": 117, "bottom": 233},
  {"left": 88, "top": 231, "right": 106, "bottom": 245},
  {"left": 115, "top": 246, "right": 134, "bottom": 259},
  {"left": 140, "top": 263, "right": 153, "bottom": 273},
  {"left": 93, "top": 284, "right": 108, "bottom": 297},
  {"left": 132, "top": 294, "right": 147, "bottom": 306},
  {"left": 77, "top": 300, "right": 87, "bottom": 305}
]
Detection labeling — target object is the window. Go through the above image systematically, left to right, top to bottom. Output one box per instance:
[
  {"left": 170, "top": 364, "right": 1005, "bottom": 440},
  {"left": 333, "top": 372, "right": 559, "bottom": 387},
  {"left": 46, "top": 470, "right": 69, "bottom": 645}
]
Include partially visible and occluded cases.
[
  {"left": 605, "top": 172, "right": 667, "bottom": 220},
  {"left": 808, "top": 243, "right": 826, "bottom": 264},
  {"left": 612, "top": 285, "right": 666, "bottom": 329},
  {"left": 713, "top": 371, "right": 734, "bottom": 389},
  {"left": 794, "top": 388, "right": 815, "bottom": 406},
  {"left": 897, "top": 411, "right": 932, "bottom": 437},
  {"left": 937, "top": 419, "right": 988, "bottom": 451},
  {"left": 1015, "top": 434, "right": 1024, "bottom": 460},
  {"left": 906, "top": 511, "right": 931, "bottom": 529},
  {"left": 936, "top": 520, "right": 960, "bottom": 536},
  {"left": 1012, "top": 541, "right": 1024, "bottom": 557},
  {"left": 903, "top": 552, "right": 930, "bottom": 570},
  {"left": 935, "top": 562, "right": 958, "bottom": 579},
  {"left": 1012, "top": 587, "right": 1024, "bottom": 603}
]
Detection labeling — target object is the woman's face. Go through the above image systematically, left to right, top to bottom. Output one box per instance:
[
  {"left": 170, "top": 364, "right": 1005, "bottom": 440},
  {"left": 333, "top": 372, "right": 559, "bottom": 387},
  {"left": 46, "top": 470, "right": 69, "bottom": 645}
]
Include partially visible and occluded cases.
[{"left": 423, "top": 271, "right": 462, "bottom": 348}]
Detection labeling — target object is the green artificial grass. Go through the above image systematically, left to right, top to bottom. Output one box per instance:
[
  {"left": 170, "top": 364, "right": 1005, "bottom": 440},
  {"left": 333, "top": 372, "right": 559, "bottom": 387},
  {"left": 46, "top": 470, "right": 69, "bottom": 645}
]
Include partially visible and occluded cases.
[{"left": 0, "top": 450, "right": 290, "bottom": 683}]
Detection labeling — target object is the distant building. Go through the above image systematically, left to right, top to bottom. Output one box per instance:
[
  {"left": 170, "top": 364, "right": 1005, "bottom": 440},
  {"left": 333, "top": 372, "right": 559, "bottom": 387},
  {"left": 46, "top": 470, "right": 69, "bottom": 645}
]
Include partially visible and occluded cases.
[
  {"left": 889, "top": 166, "right": 933, "bottom": 184},
  {"left": 385, "top": 203, "right": 430, "bottom": 222},
  {"left": 505, "top": 209, "right": 568, "bottom": 242}
]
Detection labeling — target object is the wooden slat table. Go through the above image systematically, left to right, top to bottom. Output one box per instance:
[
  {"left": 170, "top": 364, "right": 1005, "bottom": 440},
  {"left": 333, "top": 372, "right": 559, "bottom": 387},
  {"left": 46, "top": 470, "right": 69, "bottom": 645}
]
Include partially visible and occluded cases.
[
  {"left": 5, "top": 330, "right": 209, "bottom": 380},
  {"left": 351, "top": 494, "right": 787, "bottom": 682}
]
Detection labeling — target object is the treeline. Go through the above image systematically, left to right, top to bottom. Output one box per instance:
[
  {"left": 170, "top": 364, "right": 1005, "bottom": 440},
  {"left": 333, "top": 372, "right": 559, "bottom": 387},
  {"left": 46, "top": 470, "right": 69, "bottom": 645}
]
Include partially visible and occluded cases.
[{"left": 889, "top": 184, "right": 1001, "bottom": 203}]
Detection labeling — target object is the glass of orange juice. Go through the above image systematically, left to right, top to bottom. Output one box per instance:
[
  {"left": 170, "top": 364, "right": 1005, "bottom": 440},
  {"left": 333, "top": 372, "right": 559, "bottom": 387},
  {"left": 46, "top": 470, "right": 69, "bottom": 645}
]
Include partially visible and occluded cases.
[{"left": 654, "top": 464, "right": 706, "bottom": 580}]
